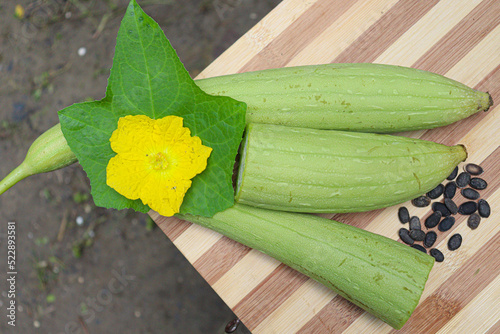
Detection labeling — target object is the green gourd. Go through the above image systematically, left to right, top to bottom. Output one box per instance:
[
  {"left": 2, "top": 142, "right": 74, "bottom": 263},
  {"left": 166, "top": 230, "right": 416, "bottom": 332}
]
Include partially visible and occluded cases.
[
  {"left": 197, "top": 63, "right": 492, "bottom": 132},
  {"left": 235, "top": 123, "right": 467, "bottom": 213},
  {"left": 178, "top": 203, "right": 435, "bottom": 329}
]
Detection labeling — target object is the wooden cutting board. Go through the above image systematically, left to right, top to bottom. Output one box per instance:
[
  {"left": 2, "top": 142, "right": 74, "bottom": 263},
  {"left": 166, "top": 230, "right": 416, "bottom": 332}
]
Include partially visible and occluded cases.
[{"left": 149, "top": 0, "right": 500, "bottom": 332}]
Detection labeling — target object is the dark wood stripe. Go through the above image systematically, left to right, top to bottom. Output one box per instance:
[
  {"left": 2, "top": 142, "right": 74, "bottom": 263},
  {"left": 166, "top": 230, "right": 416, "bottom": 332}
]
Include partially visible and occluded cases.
[
  {"left": 239, "top": 0, "right": 358, "bottom": 72},
  {"left": 333, "top": 0, "right": 439, "bottom": 63},
  {"left": 413, "top": 0, "right": 500, "bottom": 74},
  {"left": 475, "top": 63, "right": 500, "bottom": 95},
  {"left": 155, "top": 216, "right": 192, "bottom": 241},
  {"left": 391, "top": 229, "right": 500, "bottom": 333},
  {"left": 193, "top": 236, "right": 252, "bottom": 285},
  {"left": 233, "top": 264, "right": 309, "bottom": 331},
  {"left": 296, "top": 295, "right": 364, "bottom": 334},
  {"left": 486, "top": 319, "right": 500, "bottom": 334}
]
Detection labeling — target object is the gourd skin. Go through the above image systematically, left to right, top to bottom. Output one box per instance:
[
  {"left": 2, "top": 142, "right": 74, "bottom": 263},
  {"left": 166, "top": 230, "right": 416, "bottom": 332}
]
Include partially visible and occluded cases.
[
  {"left": 197, "top": 63, "right": 492, "bottom": 132},
  {"left": 236, "top": 123, "right": 467, "bottom": 213},
  {"left": 0, "top": 124, "right": 77, "bottom": 195},
  {"left": 178, "top": 204, "right": 435, "bottom": 330}
]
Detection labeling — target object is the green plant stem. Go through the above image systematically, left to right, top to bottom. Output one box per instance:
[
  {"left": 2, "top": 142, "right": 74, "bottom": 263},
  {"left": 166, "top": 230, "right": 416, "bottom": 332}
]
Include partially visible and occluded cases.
[{"left": 0, "top": 163, "right": 31, "bottom": 195}]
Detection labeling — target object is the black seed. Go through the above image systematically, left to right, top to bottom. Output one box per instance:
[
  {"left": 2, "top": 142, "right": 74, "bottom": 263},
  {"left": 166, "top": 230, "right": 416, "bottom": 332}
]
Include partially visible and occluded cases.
[
  {"left": 464, "top": 163, "right": 483, "bottom": 176},
  {"left": 447, "top": 166, "right": 458, "bottom": 180},
  {"left": 456, "top": 172, "right": 471, "bottom": 188},
  {"left": 469, "top": 177, "right": 487, "bottom": 190},
  {"left": 444, "top": 182, "right": 457, "bottom": 199},
  {"left": 427, "top": 184, "right": 445, "bottom": 199},
  {"left": 461, "top": 188, "right": 480, "bottom": 200},
  {"left": 412, "top": 196, "right": 431, "bottom": 208},
  {"left": 444, "top": 198, "right": 458, "bottom": 215},
  {"left": 478, "top": 199, "right": 491, "bottom": 218},
  {"left": 458, "top": 201, "right": 478, "bottom": 215},
  {"left": 432, "top": 202, "right": 451, "bottom": 217},
  {"left": 398, "top": 207, "right": 410, "bottom": 224},
  {"left": 425, "top": 211, "right": 442, "bottom": 229},
  {"left": 467, "top": 213, "right": 481, "bottom": 230},
  {"left": 409, "top": 216, "right": 421, "bottom": 230},
  {"left": 438, "top": 216, "right": 455, "bottom": 232},
  {"left": 399, "top": 228, "right": 414, "bottom": 245},
  {"left": 409, "top": 229, "right": 426, "bottom": 241},
  {"left": 424, "top": 231, "right": 437, "bottom": 248},
  {"left": 448, "top": 234, "right": 462, "bottom": 251},
  {"left": 411, "top": 244, "right": 427, "bottom": 254},
  {"left": 430, "top": 248, "right": 444, "bottom": 262}
]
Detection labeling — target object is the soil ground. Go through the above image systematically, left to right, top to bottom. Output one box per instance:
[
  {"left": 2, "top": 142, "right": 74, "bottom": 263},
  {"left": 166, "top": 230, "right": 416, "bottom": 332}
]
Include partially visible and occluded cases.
[{"left": 0, "top": 1, "right": 280, "bottom": 333}]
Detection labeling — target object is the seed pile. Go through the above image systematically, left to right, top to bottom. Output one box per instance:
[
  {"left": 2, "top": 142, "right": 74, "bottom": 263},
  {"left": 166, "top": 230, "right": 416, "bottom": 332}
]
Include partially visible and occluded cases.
[{"left": 397, "top": 163, "right": 490, "bottom": 263}]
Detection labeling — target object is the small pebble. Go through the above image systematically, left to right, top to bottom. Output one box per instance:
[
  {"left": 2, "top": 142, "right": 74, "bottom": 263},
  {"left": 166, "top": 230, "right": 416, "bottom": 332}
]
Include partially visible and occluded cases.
[
  {"left": 78, "top": 47, "right": 87, "bottom": 57},
  {"left": 464, "top": 163, "right": 483, "bottom": 175},
  {"left": 447, "top": 166, "right": 459, "bottom": 180},
  {"left": 456, "top": 172, "right": 471, "bottom": 188},
  {"left": 469, "top": 177, "right": 487, "bottom": 190},
  {"left": 443, "top": 182, "right": 457, "bottom": 199},
  {"left": 427, "top": 184, "right": 445, "bottom": 199},
  {"left": 461, "top": 188, "right": 480, "bottom": 200},
  {"left": 412, "top": 195, "right": 431, "bottom": 208},
  {"left": 444, "top": 198, "right": 458, "bottom": 215},
  {"left": 477, "top": 199, "right": 491, "bottom": 218},
  {"left": 458, "top": 201, "right": 478, "bottom": 215},
  {"left": 432, "top": 202, "right": 451, "bottom": 217},
  {"left": 398, "top": 207, "right": 410, "bottom": 224},
  {"left": 425, "top": 211, "right": 442, "bottom": 229},
  {"left": 467, "top": 213, "right": 481, "bottom": 230},
  {"left": 76, "top": 216, "right": 84, "bottom": 226},
  {"left": 409, "top": 216, "right": 421, "bottom": 230},
  {"left": 438, "top": 216, "right": 455, "bottom": 232},
  {"left": 399, "top": 228, "right": 414, "bottom": 245},
  {"left": 410, "top": 229, "right": 426, "bottom": 241},
  {"left": 424, "top": 231, "right": 437, "bottom": 248},
  {"left": 448, "top": 234, "right": 462, "bottom": 251},
  {"left": 411, "top": 244, "right": 427, "bottom": 253},
  {"left": 430, "top": 248, "right": 444, "bottom": 262}
]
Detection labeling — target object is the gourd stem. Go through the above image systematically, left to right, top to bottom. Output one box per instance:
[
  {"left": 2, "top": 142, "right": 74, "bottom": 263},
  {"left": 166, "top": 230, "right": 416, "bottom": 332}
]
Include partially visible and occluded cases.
[{"left": 0, "top": 163, "right": 31, "bottom": 195}]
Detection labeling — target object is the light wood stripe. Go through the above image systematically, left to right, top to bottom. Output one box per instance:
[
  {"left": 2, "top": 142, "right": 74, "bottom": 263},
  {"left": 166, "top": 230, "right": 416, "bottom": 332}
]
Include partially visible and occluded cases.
[
  {"left": 149, "top": 0, "right": 500, "bottom": 331},
  {"left": 196, "top": 0, "right": 318, "bottom": 78},
  {"left": 240, "top": 0, "right": 358, "bottom": 72},
  {"left": 287, "top": 0, "right": 400, "bottom": 66},
  {"left": 334, "top": 0, "right": 440, "bottom": 63},
  {"left": 375, "top": 0, "right": 484, "bottom": 66},
  {"left": 412, "top": 0, "right": 500, "bottom": 74},
  {"left": 445, "top": 23, "right": 500, "bottom": 86},
  {"left": 172, "top": 223, "right": 223, "bottom": 263},
  {"left": 193, "top": 236, "right": 251, "bottom": 285},
  {"left": 211, "top": 249, "right": 281, "bottom": 308},
  {"left": 233, "top": 264, "right": 309, "bottom": 331},
  {"left": 436, "top": 275, "right": 500, "bottom": 334},
  {"left": 252, "top": 279, "right": 335, "bottom": 334},
  {"left": 297, "top": 294, "right": 365, "bottom": 333}
]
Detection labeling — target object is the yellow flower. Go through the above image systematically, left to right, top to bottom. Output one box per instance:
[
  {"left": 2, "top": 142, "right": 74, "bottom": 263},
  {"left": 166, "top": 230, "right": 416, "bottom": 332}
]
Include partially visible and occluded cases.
[{"left": 106, "top": 115, "right": 212, "bottom": 216}]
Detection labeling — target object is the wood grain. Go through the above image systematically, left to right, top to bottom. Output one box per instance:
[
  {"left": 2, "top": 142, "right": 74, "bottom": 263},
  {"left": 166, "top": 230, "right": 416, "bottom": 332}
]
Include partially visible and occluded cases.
[{"left": 150, "top": 0, "right": 500, "bottom": 332}]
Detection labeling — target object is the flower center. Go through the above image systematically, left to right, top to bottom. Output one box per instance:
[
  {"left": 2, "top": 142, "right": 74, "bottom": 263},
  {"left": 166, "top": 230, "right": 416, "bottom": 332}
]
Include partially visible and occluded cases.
[{"left": 150, "top": 152, "right": 169, "bottom": 170}]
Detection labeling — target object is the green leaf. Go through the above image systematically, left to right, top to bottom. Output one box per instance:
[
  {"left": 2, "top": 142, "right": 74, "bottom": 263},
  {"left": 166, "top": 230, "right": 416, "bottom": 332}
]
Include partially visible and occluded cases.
[{"left": 59, "top": 0, "right": 246, "bottom": 217}]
